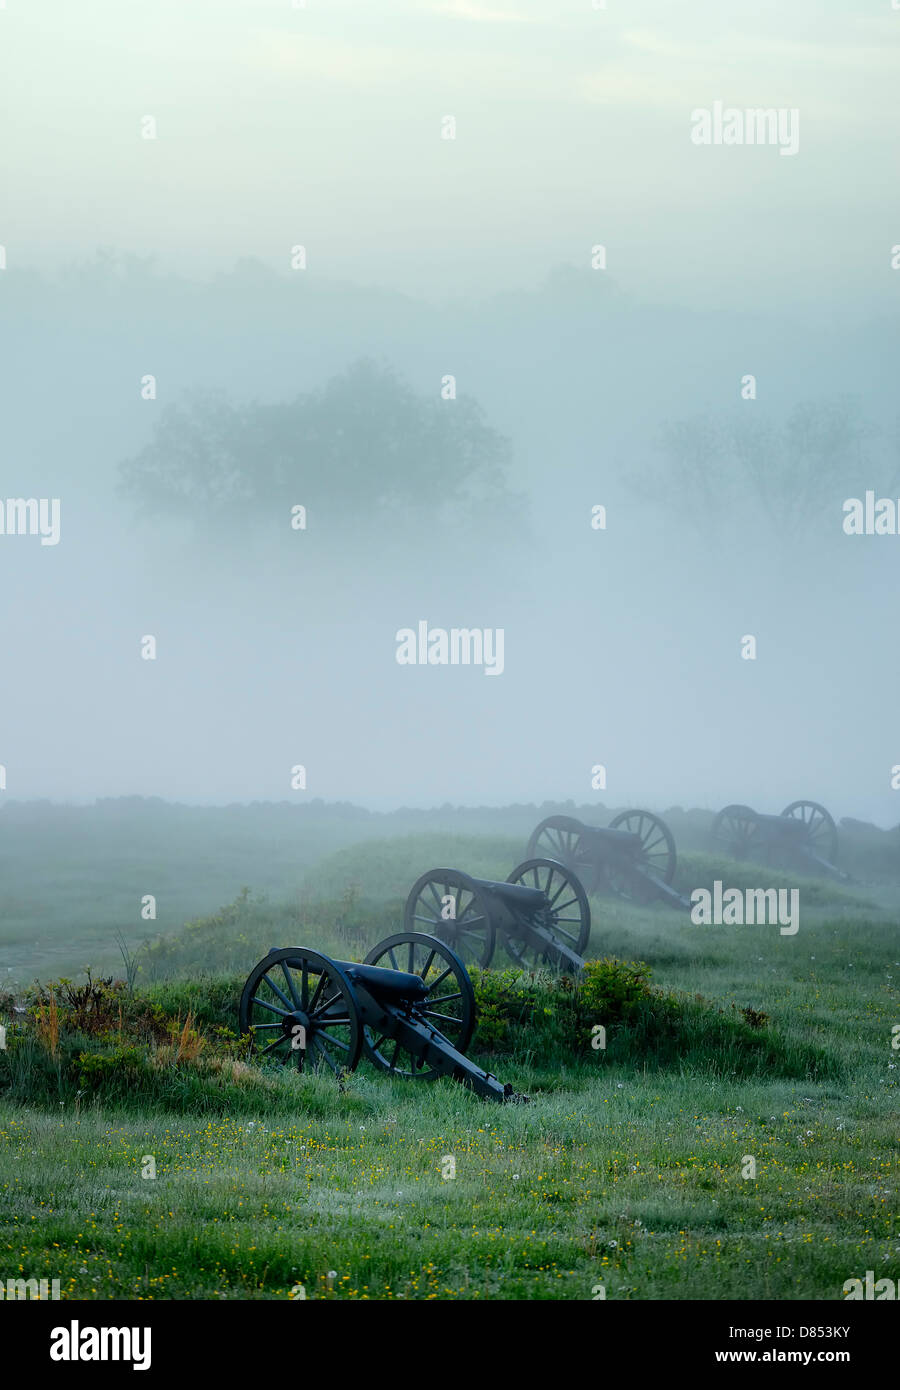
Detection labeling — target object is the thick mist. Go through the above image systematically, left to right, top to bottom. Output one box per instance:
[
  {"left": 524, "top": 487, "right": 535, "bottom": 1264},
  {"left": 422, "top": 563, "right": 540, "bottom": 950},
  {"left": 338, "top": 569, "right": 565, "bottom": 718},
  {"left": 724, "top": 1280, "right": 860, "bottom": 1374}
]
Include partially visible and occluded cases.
[{"left": 1, "top": 0, "right": 898, "bottom": 825}]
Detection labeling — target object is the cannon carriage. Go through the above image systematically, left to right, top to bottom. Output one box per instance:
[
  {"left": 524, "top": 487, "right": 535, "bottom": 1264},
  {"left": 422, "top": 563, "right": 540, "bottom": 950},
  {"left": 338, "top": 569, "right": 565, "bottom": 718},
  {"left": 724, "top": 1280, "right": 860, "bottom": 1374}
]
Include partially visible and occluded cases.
[
  {"left": 710, "top": 800, "right": 849, "bottom": 881},
  {"left": 525, "top": 810, "right": 690, "bottom": 909},
  {"left": 404, "top": 857, "right": 591, "bottom": 972},
  {"left": 239, "top": 931, "right": 519, "bottom": 1101}
]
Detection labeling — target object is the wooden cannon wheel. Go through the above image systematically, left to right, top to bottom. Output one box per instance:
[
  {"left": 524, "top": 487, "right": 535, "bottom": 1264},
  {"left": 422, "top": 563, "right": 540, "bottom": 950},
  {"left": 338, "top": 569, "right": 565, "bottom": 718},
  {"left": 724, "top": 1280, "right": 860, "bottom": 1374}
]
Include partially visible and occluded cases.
[
  {"left": 781, "top": 800, "right": 839, "bottom": 865},
  {"left": 710, "top": 804, "right": 760, "bottom": 861},
  {"left": 606, "top": 808, "right": 677, "bottom": 900},
  {"left": 525, "top": 815, "right": 594, "bottom": 881},
  {"left": 503, "top": 857, "right": 591, "bottom": 969},
  {"left": 403, "top": 867, "right": 497, "bottom": 968},
  {"left": 361, "top": 931, "right": 476, "bottom": 1080},
  {"left": 239, "top": 946, "right": 363, "bottom": 1076}
]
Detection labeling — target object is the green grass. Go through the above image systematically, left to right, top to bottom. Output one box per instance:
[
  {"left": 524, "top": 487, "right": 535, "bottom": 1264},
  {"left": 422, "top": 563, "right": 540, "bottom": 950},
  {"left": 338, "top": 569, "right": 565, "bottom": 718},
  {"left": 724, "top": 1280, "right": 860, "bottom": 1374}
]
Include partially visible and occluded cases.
[
  {"left": 3, "top": 797, "right": 895, "bottom": 983},
  {"left": 1, "top": 811, "right": 898, "bottom": 1299},
  {"left": 1, "top": 1064, "right": 896, "bottom": 1300}
]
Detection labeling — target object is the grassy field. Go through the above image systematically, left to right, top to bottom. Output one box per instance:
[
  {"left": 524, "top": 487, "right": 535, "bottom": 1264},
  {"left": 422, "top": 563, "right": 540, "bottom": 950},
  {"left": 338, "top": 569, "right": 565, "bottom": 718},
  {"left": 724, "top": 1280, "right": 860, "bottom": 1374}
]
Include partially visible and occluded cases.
[
  {"left": 3, "top": 798, "right": 896, "bottom": 983},
  {"left": 0, "top": 806, "right": 898, "bottom": 1300}
]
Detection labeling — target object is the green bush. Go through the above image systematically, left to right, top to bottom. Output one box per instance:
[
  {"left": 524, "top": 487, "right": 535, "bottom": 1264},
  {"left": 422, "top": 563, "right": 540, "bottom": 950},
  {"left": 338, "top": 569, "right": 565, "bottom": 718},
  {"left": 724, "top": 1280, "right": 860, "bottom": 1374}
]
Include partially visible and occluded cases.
[
  {"left": 579, "top": 956, "right": 652, "bottom": 1022},
  {"left": 469, "top": 957, "right": 654, "bottom": 1059},
  {"left": 470, "top": 967, "right": 573, "bottom": 1052},
  {"left": 76, "top": 1044, "right": 146, "bottom": 1088}
]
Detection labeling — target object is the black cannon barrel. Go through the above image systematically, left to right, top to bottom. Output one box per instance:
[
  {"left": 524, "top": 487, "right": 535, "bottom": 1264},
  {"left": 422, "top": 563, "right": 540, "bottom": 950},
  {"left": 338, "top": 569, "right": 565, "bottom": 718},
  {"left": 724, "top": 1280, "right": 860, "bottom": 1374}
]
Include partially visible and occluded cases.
[
  {"left": 752, "top": 813, "right": 808, "bottom": 837},
  {"left": 579, "top": 825, "right": 644, "bottom": 851},
  {"left": 472, "top": 878, "right": 547, "bottom": 911},
  {"left": 337, "top": 960, "right": 428, "bottom": 1003}
]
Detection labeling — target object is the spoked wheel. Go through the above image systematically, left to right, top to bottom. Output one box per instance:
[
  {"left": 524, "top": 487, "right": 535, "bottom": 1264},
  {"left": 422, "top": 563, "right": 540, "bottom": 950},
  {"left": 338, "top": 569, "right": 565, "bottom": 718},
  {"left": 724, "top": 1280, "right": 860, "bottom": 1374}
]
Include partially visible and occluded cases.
[
  {"left": 781, "top": 800, "right": 838, "bottom": 865},
  {"left": 711, "top": 804, "right": 760, "bottom": 861},
  {"left": 606, "top": 809, "right": 677, "bottom": 901},
  {"left": 528, "top": 811, "right": 606, "bottom": 889},
  {"left": 526, "top": 816, "right": 587, "bottom": 865},
  {"left": 502, "top": 857, "right": 591, "bottom": 969},
  {"left": 403, "top": 868, "right": 496, "bottom": 968},
  {"left": 361, "top": 932, "right": 475, "bottom": 1080},
  {"left": 239, "top": 947, "right": 363, "bottom": 1077}
]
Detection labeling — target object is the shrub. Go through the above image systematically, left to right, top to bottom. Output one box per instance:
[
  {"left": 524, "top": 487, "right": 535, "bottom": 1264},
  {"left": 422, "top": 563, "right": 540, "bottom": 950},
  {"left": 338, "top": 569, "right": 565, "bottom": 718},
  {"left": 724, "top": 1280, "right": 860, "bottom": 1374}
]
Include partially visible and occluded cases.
[
  {"left": 470, "top": 957, "right": 653, "bottom": 1054},
  {"left": 579, "top": 957, "right": 652, "bottom": 1023},
  {"left": 470, "top": 968, "right": 558, "bottom": 1051},
  {"left": 29, "top": 970, "right": 123, "bottom": 1037},
  {"left": 76, "top": 1043, "right": 146, "bottom": 1088}
]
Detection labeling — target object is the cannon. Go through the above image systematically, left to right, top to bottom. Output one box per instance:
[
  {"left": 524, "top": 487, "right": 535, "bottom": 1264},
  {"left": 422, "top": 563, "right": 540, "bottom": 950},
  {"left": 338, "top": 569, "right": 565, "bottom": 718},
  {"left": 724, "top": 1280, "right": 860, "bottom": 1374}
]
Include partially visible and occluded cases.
[
  {"left": 710, "top": 800, "right": 849, "bottom": 881},
  {"left": 525, "top": 810, "right": 690, "bottom": 909},
  {"left": 404, "top": 857, "right": 591, "bottom": 972},
  {"left": 239, "top": 931, "right": 520, "bottom": 1101}
]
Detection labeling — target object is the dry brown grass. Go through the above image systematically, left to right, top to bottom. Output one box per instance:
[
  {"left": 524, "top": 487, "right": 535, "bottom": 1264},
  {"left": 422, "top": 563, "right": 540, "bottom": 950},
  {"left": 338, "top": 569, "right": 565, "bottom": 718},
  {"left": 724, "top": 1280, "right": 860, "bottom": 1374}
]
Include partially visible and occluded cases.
[
  {"left": 34, "top": 990, "right": 59, "bottom": 1058},
  {"left": 174, "top": 1011, "right": 205, "bottom": 1064}
]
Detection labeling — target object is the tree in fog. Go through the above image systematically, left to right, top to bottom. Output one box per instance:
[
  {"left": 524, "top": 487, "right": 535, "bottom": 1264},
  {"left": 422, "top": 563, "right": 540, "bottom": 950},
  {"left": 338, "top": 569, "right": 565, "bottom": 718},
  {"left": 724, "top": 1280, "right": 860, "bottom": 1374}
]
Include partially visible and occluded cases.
[
  {"left": 118, "top": 358, "right": 523, "bottom": 536},
  {"left": 635, "top": 399, "right": 891, "bottom": 541}
]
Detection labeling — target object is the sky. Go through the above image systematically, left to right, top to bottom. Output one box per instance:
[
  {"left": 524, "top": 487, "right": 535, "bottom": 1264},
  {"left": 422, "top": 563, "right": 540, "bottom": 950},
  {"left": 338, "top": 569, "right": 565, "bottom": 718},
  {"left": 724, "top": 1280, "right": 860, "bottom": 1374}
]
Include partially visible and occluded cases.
[{"left": 2, "top": 0, "right": 899, "bottom": 310}]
